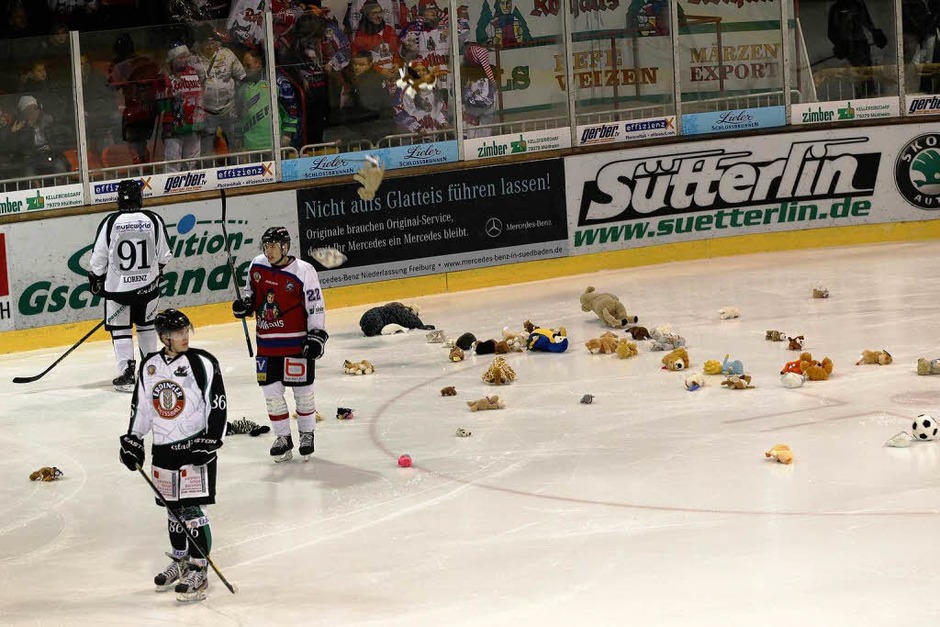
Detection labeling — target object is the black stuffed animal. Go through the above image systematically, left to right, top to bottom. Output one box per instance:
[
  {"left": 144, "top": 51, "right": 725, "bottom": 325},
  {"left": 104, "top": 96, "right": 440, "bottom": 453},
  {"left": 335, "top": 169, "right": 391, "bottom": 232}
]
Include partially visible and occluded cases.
[{"left": 359, "top": 302, "right": 435, "bottom": 337}]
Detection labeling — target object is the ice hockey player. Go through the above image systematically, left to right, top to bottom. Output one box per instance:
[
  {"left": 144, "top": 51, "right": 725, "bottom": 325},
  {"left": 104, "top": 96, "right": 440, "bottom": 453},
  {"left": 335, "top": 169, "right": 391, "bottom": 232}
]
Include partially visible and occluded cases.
[
  {"left": 89, "top": 179, "right": 172, "bottom": 392},
  {"left": 232, "top": 226, "right": 327, "bottom": 462},
  {"left": 118, "top": 308, "right": 227, "bottom": 602}
]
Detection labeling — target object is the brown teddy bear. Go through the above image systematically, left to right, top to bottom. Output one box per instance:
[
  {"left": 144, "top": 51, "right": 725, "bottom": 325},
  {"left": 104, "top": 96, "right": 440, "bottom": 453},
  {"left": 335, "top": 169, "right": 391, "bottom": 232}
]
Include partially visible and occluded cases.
[
  {"left": 580, "top": 286, "right": 638, "bottom": 329},
  {"left": 627, "top": 326, "right": 651, "bottom": 340},
  {"left": 585, "top": 332, "right": 619, "bottom": 354},
  {"left": 787, "top": 335, "right": 805, "bottom": 350},
  {"left": 616, "top": 338, "right": 638, "bottom": 359},
  {"left": 448, "top": 347, "right": 465, "bottom": 362},
  {"left": 661, "top": 347, "right": 690, "bottom": 371},
  {"left": 856, "top": 349, "right": 892, "bottom": 366},
  {"left": 800, "top": 353, "right": 833, "bottom": 380},
  {"left": 482, "top": 356, "right": 516, "bottom": 385},
  {"left": 343, "top": 359, "right": 375, "bottom": 375},
  {"left": 721, "top": 374, "right": 754, "bottom": 389},
  {"left": 441, "top": 386, "right": 457, "bottom": 396},
  {"left": 467, "top": 396, "right": 505, "bottom": 411},
  {"left": 765, "top": 444, "right": 793, "bottom": 464}
]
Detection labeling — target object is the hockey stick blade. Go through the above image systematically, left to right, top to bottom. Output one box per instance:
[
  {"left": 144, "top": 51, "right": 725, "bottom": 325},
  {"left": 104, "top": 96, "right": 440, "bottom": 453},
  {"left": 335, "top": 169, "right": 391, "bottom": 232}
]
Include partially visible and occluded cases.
[
  {"left": 308, "top": 246, "right": 348, "bottom": 269},
  {"left": 13, "top": 304, "right": 128, "bottom": 383}
]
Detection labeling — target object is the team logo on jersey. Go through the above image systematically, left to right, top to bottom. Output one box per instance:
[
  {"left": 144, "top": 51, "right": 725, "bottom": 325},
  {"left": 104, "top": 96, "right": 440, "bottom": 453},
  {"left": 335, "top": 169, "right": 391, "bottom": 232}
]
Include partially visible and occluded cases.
[
  {"left": 896, "top": 133, "right": 940, "bottom": 209},
  {"left": 253, "top": 271, "right": 261, "bottom": 281},
  {"left": 285, "top": 281, "right": 295, "bottom": 292},
  {"left": 147, "top": 365, "right": 157, "bottom": 376},
  {"left": 174, "top": 366, "right": 189, "bottom": 377},
  {"left": 152, "top": 380, "right": 186, "bottom": 419}
]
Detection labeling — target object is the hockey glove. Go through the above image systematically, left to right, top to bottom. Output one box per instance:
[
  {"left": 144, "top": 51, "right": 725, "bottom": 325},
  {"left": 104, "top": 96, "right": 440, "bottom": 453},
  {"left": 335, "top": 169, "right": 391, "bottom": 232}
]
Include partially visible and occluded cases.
[
  {"left": 872, "top": 28, "right": 888, "bottom": 49},
  {"left": 88, "top": 272, "right": 105, "bottom": 296},
  {"left": 232, "top": 296, "right": 253, "bottom": 319},
  {"left": 302, "top": 328, "right": 329, "bottom": 360},
  {"left": 119, "top": 433, "right": 145, "bottom": 471},
  {"left": 189, "top": 436, "right": 222, "bottom": 466}
]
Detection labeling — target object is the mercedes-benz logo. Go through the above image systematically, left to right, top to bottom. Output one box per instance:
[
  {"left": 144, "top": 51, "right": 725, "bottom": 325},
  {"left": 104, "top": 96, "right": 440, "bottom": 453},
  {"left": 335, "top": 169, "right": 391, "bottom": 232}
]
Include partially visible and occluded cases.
[{"left": 484, "top": 217, "right": 503, "bottom": 238}]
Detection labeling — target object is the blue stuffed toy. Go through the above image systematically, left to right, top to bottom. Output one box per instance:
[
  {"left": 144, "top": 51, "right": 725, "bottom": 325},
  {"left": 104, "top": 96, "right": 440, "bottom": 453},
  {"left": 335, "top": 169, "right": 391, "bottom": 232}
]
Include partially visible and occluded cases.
[{"left": 526, "top": 327, "right": 569, "bottom": 353}]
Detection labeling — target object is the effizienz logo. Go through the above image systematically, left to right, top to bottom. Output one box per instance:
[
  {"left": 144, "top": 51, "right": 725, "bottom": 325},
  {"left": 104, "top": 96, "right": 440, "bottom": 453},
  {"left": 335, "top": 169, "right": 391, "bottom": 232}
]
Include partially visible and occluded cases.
[
  {"left": 895, "top": 133, "right": 940, "bottom": 209},
  {"left": 577, "top": 137, "right": 880, "bottom": 226}
]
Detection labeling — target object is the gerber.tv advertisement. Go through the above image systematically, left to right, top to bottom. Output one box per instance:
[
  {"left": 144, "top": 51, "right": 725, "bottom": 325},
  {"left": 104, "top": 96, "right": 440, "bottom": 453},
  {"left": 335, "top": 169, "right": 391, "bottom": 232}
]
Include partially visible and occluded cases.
[{"left": 296, "top": 160, "right": 569, "bottom": 287}]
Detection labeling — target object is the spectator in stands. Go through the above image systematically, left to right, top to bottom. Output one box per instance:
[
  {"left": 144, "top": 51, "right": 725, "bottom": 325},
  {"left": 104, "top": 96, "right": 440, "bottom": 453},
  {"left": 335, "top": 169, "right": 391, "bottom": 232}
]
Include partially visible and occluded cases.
[
  {"left": 46, "top": 0, "right": 100, "bottom": 32},
  {"left": 346, "top": 0, "right": 401, "bottom": 36},
  {"left": 351, "top": 0, "right": 400, "bottom": 80},
  {"left": 399, "top": 0, "right": 451, "bottom": 95},
  {"left": 827, "top": 0, "right": 888, "bottom": 97},
  {"left": 902, "top": 0, "right": 940, "bottom": 92},
  {"left": 1, "top": 3, "right": 50, "bottom": 39},
  {"left": 288, "top": 7, "right": 350, "bottom": 145},
  {"left": 197, "top": 27, "right": 246, "bottom": 160},
  {"left": 108, "top": 32, "right": 163, "bottom": 163},
  {"left": 158, "top": 42, "right": 206, "bottom": 172},
  {"left": 461, "top": 44, "right": 497, "bottom": 139},
  {"left": 274, "top": 47, "right": 303, "bottom": 149},
  {"left": 235, "top": 48, "right": 298, "bottom": 151},
  {"left": 344, "top": 49, "right": 395, "bottom": 142},
  {"left": 81, "top": 53, "right": 118, "bottom": 154},
  {"left": 18, "top": 60, "right": 73, "bottom": 140},
  {"left": 392, "top": 60, "right": 447, "bottom": 136},
  {"left": 8, "top": 94, "right": 70, "bottom": 178}
]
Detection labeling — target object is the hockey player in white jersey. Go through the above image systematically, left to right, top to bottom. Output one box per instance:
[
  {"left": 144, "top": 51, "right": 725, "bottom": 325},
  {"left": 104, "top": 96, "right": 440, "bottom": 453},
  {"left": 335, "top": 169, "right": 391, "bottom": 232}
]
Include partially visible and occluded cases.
[
  {"left": 89, "top": 179, "right": 172, "bottom": 392},
  {"left": 119, "top": 309, "right": 227, "bottom": 603}
]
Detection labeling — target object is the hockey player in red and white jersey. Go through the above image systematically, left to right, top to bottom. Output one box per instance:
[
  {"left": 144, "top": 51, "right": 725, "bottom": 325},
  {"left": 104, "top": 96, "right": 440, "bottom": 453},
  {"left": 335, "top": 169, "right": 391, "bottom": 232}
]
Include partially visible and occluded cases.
[
  {"left": 89, "top": 179, "right": 172, "bottom": 392},
  {"left": 232, "top": 226, "right": 327, "bottom": 462},
  {"left": 119, "top": 309, "right": 227, "bottom": 602}
]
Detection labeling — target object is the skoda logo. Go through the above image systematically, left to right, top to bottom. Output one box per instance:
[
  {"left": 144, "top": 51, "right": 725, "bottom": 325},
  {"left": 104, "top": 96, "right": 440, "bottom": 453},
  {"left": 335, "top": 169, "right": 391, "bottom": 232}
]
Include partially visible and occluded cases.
[
  {"left": 896, "top": 133, "right": 940, "bottom": 209},
  {"left": 484, "top": 217, "right": 502, "bottom": 238}
]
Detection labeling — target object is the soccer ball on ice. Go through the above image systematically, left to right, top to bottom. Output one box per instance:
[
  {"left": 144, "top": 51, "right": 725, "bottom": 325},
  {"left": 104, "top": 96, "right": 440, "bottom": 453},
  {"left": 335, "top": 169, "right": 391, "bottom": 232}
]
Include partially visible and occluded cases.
[{"left": 912, "top": 414, "right": 938, "bottom": 441}]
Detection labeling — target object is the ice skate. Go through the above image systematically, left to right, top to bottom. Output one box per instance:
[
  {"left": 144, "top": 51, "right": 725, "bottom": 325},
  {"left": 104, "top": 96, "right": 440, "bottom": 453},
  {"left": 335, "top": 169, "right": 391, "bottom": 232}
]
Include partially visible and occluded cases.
[
  {"left": 112, "top": 360, "right": 136, "bottom": 393},
  {"left": 298, "top": 431, "right": 314, "bottom": 461},
  {"left": 270, "top": 434, "right": 293, "bottom": 463},
  {"left": 154, "top": 552, "right": 188, "bottom": 591},
  {"left": 175, "top": 561, "right": 208, "bottom": 602}
]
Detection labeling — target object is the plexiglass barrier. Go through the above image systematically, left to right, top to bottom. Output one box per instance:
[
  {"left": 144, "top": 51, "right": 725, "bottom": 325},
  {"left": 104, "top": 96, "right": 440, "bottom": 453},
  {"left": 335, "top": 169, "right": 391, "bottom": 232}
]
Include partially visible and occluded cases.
[{"left": 0, "top": 0, "right": 936, "bottom": 204}]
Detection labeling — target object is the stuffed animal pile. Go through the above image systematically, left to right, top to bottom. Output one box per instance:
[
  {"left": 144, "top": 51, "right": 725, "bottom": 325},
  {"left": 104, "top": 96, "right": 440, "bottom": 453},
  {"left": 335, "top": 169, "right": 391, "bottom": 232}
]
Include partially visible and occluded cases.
[{"left": 585, "top": 332, "right": 619, "bottom": 354}]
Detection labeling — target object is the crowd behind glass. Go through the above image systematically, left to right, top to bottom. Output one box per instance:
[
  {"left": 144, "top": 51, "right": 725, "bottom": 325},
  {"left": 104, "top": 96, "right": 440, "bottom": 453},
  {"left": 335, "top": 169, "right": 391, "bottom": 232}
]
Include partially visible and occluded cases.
[{"left": 0, "top": 0, "right": 937, "bottom": 187}]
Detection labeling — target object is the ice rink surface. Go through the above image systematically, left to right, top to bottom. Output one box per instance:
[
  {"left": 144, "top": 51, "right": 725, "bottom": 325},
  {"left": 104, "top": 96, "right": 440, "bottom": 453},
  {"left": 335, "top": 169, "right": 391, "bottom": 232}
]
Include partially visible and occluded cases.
[{"left": 3, "top": 240, "right": 940, "bottom": 626}]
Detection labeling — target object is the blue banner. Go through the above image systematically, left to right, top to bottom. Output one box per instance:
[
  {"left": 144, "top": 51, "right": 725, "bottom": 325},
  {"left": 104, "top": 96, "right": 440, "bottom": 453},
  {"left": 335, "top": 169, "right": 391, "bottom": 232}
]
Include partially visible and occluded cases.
[
  {"left": 681, "top": 106, "right": 786, "bottom": 136},
  {"left": 282, "top": 141, "right": 459, "bottom": 182}
]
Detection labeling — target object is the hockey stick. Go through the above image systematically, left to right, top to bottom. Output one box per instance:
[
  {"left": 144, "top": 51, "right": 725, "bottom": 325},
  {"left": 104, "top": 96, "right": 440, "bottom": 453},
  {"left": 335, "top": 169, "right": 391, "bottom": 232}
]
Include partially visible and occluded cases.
[
  {"left": 219, "top": 189, "right": 254, "bottom": 358},
  {"left": 12, "top": 303, "right": 129, "bottom": 384},
  {"left": 135, "top": 465, "right": 238, "bottom": 594}
]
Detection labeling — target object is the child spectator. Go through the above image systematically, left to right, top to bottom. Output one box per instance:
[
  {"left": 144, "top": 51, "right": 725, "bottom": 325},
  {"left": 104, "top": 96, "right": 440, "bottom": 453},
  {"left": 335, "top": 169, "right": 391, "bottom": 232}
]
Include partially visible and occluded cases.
[
  {"left": 351, "top": 0, "right": 400, "bottom": 80},
  {"left": 108, "top": 32, "right": 164, "bottom": 163}
]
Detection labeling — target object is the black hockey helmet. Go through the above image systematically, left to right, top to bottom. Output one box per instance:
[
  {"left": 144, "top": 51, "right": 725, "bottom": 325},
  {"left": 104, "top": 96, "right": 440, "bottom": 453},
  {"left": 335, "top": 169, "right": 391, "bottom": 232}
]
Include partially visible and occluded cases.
[
  {"left": 116, "top": 179, "right": 142, "bottom": 211},
  {"left": 261, "top": 226, "right": 290, "bottom": 248},
  {"left": 155, "top": 309, "right": 192, "bottom": 336}
]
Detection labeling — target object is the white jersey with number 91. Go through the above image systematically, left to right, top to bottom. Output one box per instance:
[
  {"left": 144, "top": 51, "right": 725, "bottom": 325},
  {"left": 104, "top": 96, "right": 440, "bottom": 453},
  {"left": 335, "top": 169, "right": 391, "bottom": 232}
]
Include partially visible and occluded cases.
[{"left": 90, "top": 210, "right": 172, "bottom": 300}]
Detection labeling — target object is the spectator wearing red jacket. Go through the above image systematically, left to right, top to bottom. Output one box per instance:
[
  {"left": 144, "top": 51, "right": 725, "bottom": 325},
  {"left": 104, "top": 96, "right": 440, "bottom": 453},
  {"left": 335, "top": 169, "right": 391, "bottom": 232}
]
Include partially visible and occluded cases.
[{"left": 351, "top": 0, "right": 401, "bottom": 80}]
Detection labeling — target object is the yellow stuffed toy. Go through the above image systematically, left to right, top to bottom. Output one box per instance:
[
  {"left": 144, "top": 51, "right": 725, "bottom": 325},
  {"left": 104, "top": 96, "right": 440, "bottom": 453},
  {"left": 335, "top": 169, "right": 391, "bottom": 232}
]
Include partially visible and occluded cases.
[
  {"left": 615, "top": 338, "right": 638, "bottom": 359},
  {"left": 661, "top": 347, "right": 690, "bottom": 371},
  {"left": 703, "top": 359, "right": 722, "bottom": 375},
  {"left": 765, "top": 444, "right": 793, "bottom": 464}
]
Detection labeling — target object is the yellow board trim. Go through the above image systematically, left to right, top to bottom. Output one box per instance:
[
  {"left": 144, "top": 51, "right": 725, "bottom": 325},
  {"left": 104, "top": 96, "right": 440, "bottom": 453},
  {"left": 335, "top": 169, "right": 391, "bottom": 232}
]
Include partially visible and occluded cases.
[{"left": 3, "top": 220, "right": 938, "bottom": 354}]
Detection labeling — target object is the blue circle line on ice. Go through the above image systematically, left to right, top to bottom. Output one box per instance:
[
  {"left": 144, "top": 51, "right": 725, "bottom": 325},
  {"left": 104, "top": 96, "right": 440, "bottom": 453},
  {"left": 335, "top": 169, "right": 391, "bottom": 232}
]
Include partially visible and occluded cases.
[{"left": 367, "top": 366, "right": 940, "bottom": 518}]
